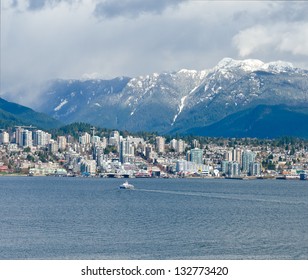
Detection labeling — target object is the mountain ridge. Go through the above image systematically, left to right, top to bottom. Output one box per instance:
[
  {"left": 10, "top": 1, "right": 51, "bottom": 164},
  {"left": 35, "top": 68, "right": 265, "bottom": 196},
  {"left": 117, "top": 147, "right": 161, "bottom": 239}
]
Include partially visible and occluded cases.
[
  {"left": 2, "top": 58, "right": 308, "bottom": 137},
  {"left": 0, "top": 97, "right": 62, "bottom": 129},
  {"left": 186, "top": 104, "right": 308, "bottom": 138}
]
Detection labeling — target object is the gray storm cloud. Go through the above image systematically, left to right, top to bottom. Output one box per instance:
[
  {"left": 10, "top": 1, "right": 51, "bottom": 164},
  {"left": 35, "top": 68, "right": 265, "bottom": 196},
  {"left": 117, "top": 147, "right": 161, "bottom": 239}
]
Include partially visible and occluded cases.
[
  {"left": 10, "top": 0, "right": 186, "bottom": 14},
  {"left": 94, "top": 0, "right": 187, "bottom": 18},
  {"left": 1, "top": 1, "right": 308, "bottom": 107}
]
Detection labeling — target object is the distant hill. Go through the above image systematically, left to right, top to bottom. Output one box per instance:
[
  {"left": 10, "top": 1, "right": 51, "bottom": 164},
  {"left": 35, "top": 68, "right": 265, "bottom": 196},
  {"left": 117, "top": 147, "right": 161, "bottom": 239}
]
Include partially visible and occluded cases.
[
  {"left": 0, "top": 97, "right": 62, "bottom": 129},
  {"left": 186, "top": 105, "right": 308, "bottom": 138}
]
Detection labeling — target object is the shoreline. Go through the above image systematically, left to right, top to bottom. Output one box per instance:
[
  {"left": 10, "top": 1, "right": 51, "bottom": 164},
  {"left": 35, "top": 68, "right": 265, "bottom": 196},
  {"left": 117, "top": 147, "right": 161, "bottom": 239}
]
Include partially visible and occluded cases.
[{"left": 0, "top": 174, "right": 306, "bottom": 181}]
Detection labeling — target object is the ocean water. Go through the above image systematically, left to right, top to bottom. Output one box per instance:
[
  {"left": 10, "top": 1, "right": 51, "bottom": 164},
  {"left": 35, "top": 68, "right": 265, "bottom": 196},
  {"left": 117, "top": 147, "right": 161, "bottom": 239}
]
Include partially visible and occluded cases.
[{"left": 0, "top": 176, "right": 307, "bottom": 260}]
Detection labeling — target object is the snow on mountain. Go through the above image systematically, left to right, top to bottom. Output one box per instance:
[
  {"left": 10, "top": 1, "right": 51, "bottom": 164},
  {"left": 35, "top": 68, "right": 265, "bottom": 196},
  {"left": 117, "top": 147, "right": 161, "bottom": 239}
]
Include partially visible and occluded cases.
[
  {"left": 216, "top": 57, "right": 265, "bottom": 72},
  {"left": 35, "top": 58, "right": 308, "bottom": 135},
  {"left": 170, "top": 58, "right": 308, "bottom": 134},
  {"left": 214, "top": 58, "right": 296, "bottom": 74},
  {"left": 261, "top": 61, "right": 294, "bottom": 73},
  {"left": 172, "top": 95, "right": 188, "bottom": 126},
  {"left": 54, "top": 99, "right": 68, "bottom": 111}
]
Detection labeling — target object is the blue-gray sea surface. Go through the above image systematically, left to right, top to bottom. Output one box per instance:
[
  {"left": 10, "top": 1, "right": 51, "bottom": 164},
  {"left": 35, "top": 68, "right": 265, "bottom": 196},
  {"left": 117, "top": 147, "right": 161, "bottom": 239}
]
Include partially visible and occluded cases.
[{"left": 0, "top": 177, "right": 307, "bottom": 260}]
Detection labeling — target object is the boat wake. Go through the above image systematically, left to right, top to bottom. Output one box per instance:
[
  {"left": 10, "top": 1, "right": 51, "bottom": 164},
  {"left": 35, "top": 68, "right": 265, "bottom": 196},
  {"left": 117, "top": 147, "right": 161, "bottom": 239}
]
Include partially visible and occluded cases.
[{"left": 134, "top": 188, "right": 307, "bottom": 205}]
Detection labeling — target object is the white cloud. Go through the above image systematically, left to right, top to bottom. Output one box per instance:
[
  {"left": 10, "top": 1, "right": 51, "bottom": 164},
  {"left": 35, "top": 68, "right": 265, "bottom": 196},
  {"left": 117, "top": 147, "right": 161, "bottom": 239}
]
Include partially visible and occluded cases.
[
  {"left": 1, "top": 1, "right": 308, "bottom": 107},
  {"left": 233, "top": 21, "right": 308, "bottom": 58},
  {"left": 278, "top": 22, "right": 308, "bottom": 56},
  {"left": 232, "top": 25, "right": 275, "bottom": 57}
]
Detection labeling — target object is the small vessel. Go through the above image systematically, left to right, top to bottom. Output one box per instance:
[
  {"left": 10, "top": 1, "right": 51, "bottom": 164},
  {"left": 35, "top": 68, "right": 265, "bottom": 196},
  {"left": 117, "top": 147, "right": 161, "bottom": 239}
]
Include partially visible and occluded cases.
[
  {"left": 284, "top": 174, "right": 300, "bottom": 180},
  {"left": 119, "top": 181, "right": 134, "bottom": 190}
]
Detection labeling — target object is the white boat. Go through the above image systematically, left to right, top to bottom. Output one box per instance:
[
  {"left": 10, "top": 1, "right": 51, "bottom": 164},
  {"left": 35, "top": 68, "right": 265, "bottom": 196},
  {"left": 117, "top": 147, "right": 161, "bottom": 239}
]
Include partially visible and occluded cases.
[{"left": 119, "top": 181, "right": 134, "bottom": 190}]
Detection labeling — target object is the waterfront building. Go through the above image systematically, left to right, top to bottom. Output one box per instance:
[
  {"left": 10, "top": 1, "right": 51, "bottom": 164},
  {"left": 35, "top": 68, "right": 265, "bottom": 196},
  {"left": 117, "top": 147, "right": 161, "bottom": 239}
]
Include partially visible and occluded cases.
[
  {"left": 190, "top": 148, "right": 203, "bottom": 165},
  {"left": 242, "top": 150, "right": 256, "bottom": 174},
  {"left": 80, "top": 159, "right": 97, "bottom": 175},
  {"left": 176, "top": 159, "right": 187, "bottom": 173},
  {"left": 176, "top": 159, "right": 211, "bottom": 175},
  {"left": 221, "top": 160, "right": 229, "bottom": 174},
  {"left": 227, "top": 161, "right": 240, "bottom": 177},
  {"left": 249, "top": 162, "right": 261, "bottom": 176}
]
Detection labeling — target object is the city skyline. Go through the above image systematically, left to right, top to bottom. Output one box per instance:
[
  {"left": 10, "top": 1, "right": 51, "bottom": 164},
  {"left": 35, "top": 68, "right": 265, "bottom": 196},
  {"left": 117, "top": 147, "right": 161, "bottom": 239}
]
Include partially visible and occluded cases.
[{"left": 1, "top": 125, "right": 307, "bottom": 179}]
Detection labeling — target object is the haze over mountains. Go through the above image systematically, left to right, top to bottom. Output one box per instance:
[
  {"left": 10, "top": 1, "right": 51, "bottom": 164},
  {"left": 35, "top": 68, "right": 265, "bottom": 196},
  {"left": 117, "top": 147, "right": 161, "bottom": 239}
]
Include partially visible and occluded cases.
[{"left": 2, "top": 58, "right": 308, "bottom": 138}]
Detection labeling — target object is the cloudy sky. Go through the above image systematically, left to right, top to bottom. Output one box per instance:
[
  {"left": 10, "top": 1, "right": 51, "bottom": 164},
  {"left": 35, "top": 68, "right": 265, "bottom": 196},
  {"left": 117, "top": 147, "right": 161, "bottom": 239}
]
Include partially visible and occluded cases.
[{"left": 1, "top": 0, "right": 308, "bottom": 106}]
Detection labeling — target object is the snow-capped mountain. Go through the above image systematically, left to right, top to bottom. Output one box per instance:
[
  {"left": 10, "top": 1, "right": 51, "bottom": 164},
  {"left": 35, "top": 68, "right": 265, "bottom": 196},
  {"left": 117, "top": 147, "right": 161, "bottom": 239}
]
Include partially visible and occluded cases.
[
  {"left": 35, "top": 58, "right": 308, "bottom": 137},
  {"left": 171, "top": 58, "right": 308, "bottom": 133},
  {"left": 38, "top": 69, "right": 207, "bottom": 132}
]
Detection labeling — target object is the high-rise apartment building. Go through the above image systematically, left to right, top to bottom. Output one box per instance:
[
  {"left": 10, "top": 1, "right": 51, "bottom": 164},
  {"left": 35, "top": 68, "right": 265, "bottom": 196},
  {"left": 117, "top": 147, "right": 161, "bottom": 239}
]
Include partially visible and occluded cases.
[
  {"left": 15, "top": 127, "right": 24, "bottom": 147},
  {"left": 22, "top": 130, "right": 32, "bottom": 147},
  {"left": 33, "top": 130, "right": 51, "bottom": 147},
  {"left": 0, "top": 131, "right": 9, "bottom": 144},
  {"left": 109, "top": 131, "right": 120, "bottom": 151},
  {"left": 79, "top": 132, "right": 91, "bottom": 145},
  {"left": 57, "top": 136, "right": 67, "bottom": 151},
  {"left": 91, "top": 136, "right": 100, "bottom": 144},
  {"left": 155, "top": 136, "right": 165, "bottom": 153},
  {"left": 120, "top": 139, "right": 135, "bottom": 163},
  {"left": 170, "top": 139, "right": 177, "bottom": 150},
  {"left": 176, "top": 139, "right": 185, "bottom": 154},
  {"left": 192, "top": 139, "right": 200, "bottom": 148},
  {"left": 49, "top": 140, "right": 59, "bottom": 153},
  {"left": 190, "top": 148, "right": 203, "bottom": 165},
  {"left": 233, "top": 148, "right": 242, "bottom": 164},
  {"left": 242, "top": 150, "right": 256, "bottom": 173},
  {"left": 224, "top": 151, "right": 233, "bottom": 161},
  {"left": 80, "top": 160, "right": 97, "bottom": 175},
  {"left": 221, "top": 161, "right": 229, "bottom": 174},
  {"left": 228, "top": 162, "right": 240, "bottom": 177},
  {"left": 249, "top": 162, "right": 261, "bottom": 176}
]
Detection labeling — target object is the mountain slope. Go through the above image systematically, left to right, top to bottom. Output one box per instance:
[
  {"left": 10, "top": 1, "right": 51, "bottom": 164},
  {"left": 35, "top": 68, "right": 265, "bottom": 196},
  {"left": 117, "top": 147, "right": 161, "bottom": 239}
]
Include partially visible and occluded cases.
[
  {"left": 31, "top": 58, "right": 308, "bottom": 137},
  {"left": 172, "top": 58, "right": 308, "bottom": 132},
  {"left": 37, "top": 71, "right": 206, "bottom": 131},
  {"left": 0, "top": 97, "right": 62, "bottom": 129},
  {"left": 186, "top": 104, "right": 308, "bottom": 138}
]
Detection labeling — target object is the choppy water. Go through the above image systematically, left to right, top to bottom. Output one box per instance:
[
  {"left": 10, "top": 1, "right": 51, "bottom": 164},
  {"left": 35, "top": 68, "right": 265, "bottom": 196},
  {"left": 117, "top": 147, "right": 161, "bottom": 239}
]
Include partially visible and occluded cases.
[{"left": 0, "top": 176, "right": 307, "bottom": 259}]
